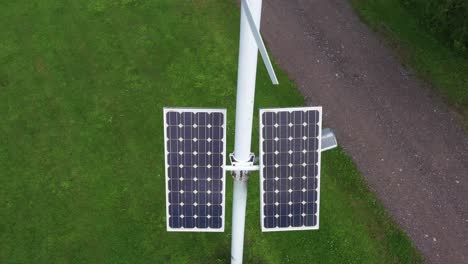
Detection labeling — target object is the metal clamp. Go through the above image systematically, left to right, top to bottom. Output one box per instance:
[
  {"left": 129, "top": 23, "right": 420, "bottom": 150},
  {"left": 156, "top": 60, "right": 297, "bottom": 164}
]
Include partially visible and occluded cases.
[{"left": 225, "top": 153, "right": 259, "bottom": 181}]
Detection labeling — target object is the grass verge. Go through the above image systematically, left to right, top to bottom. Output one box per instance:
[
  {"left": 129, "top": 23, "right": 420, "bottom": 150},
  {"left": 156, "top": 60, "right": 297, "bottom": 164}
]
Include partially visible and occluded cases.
[{"left": 349, "top": 0, "right": 468, "bottom": 123}]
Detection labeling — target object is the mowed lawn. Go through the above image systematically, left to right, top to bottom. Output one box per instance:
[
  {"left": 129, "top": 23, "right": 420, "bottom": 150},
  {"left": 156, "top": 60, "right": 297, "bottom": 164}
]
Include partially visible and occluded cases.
[{"left": 0, "top": 1, "right": 421, "bottom": 263}]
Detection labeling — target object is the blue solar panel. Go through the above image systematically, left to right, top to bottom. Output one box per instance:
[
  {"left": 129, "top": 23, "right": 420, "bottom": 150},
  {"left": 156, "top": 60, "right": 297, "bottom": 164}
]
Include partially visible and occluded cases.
[
  {"left": 259, "top": 107, "right": 322, "bottom": 231},
  {"left": 164, "top": 108, "right": 226, "bottom": 232}
]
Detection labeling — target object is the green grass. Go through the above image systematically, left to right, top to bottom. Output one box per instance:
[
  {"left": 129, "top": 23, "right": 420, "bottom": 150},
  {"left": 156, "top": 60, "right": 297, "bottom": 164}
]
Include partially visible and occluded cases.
[
  {"left": 0, "top": 0, "right": 422, "bottom": 263},
  {"left": 349, "top": 0, "right": 468, "bottom": 120}
]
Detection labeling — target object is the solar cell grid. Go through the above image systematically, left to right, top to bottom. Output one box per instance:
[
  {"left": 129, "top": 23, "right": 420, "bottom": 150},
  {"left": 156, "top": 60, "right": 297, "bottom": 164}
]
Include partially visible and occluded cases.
[
  {"left": 259, "top": 107, "right": 322, "bottom": 231},
  {"left": 164, "top": 108, "right": 226, "bottom": 232}
]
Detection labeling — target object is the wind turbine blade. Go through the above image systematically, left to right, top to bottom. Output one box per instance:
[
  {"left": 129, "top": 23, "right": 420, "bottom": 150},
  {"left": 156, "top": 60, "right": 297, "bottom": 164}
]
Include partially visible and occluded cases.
[{"left": 241, "top": 0, "right": 279, "bottom": 85}]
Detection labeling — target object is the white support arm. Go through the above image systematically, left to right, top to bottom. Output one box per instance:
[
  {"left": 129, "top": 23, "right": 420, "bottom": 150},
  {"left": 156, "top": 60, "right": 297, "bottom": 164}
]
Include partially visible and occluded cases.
[
  {"left": 241, "top": 0, "right": 279, "bottom": 85},
  {"left": 225, "top": 165, "right": 260, "bottom": 171}
]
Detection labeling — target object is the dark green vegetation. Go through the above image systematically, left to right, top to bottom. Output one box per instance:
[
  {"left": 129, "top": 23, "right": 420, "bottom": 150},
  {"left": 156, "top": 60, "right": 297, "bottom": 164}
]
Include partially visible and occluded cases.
[
  {"left": 0, "top": 0, "right": 421, "bottom": 263},
  {"left": 349, "top": 0, "right": 468, "bottom": 119},
  {"left": 402, "top": 0, "right": 468, "bottom": 52}
]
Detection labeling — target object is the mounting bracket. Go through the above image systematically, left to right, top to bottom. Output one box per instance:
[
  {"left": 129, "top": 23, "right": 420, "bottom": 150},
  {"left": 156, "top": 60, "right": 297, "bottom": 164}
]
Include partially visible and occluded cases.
[{"left": 225, "top": 153, "right": 259, "bottom": 181}]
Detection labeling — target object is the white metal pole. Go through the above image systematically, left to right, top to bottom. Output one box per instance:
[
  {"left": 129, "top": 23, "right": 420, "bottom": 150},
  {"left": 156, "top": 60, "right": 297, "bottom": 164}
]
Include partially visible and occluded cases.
[
  {"left": 231, "top": 0, "right": 262, "bottom": 263},
  {"left": 231, "top": 179, "right": 249, "bottom": 264}
]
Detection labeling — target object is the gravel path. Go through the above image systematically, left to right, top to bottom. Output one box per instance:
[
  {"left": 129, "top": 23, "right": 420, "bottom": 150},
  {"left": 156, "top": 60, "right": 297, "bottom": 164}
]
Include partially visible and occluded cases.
[{"left": 259, "top": 1, "right": 468, "bottom": 263}]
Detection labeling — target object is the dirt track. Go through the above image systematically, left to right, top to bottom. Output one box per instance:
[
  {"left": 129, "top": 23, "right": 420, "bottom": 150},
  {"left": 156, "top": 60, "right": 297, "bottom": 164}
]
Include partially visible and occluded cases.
[{"left": 259, "top": 0, "right": 468, "bottom": 263}]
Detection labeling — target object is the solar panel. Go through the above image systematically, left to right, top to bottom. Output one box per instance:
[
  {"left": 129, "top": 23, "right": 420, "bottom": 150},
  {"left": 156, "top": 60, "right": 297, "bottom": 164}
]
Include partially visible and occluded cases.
[
  {"left": 259, "top": 107, "right": 322, "bottom": 231},
  {"left": 164, "top": 108, "right": 227, "bottom": 232}
]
